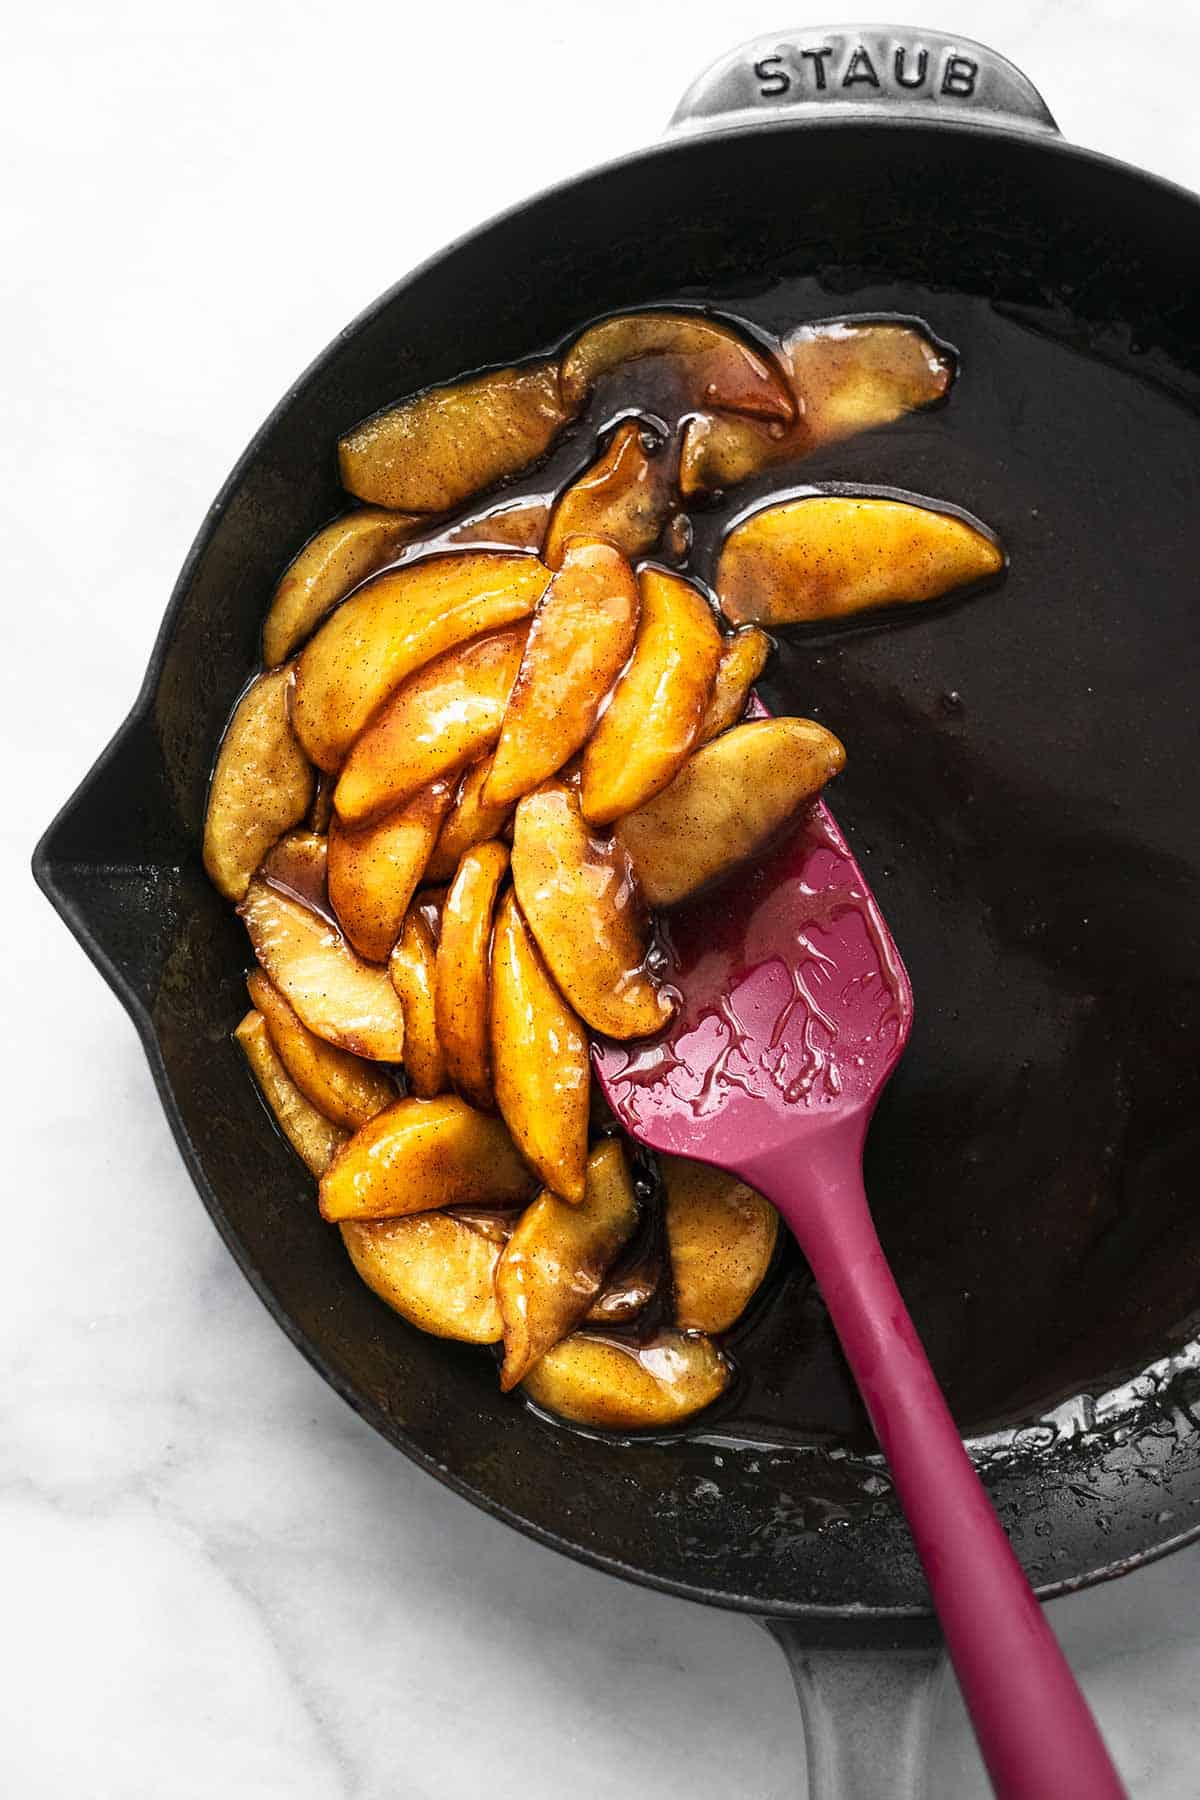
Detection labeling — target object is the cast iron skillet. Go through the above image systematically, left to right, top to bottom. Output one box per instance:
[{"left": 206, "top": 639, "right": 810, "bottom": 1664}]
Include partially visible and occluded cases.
[{"left": 34, "top": 26, "right": 1200, "bottom": 1796}]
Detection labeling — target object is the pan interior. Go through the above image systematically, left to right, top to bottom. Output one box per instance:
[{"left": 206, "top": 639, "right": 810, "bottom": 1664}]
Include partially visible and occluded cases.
[{"left": 42, "top": 123, "right": 1200, "bottom": 1620}]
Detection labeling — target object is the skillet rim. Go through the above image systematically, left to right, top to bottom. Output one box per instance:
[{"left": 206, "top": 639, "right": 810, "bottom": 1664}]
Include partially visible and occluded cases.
[{"left": 32, "top": 112, "right": 1200, "bottom": 1624}]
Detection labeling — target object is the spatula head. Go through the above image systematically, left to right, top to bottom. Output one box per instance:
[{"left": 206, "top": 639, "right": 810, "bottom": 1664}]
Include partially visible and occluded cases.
[{"left": 594, "top": 801, "right": 913, "bottom": 1165}]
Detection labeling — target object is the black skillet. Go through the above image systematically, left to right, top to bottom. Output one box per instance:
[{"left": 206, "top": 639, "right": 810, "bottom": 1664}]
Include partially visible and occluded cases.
[{"left": 34, "top": 26, "right": 1200, "bottom": 1796}]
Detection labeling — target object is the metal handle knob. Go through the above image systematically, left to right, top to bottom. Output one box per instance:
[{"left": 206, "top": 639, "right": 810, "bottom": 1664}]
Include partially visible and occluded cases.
[{"left": 669, "top": 25, "right": 1058, "bottom": 137}]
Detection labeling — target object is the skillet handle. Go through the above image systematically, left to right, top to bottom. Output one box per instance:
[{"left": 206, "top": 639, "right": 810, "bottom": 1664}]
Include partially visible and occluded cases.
[
  {"left": 668, "top": 26, "right": 1058, "bottom": 138},
  {"left": 764, "top": 1631, "right": 945, "bottom": 1800}
]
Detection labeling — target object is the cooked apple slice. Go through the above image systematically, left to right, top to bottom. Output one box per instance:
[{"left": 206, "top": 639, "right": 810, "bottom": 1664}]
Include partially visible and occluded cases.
[
  {"left": 560, "top": 311, "right": 793, "bottom": 422},
  {"left": 786, "top": 317, "right": 954, "bottom": 435},
  {"left": 679, "top": 319, "right": 956, "bottom": 496},
  {"left": 338, "top": 361, "right": 575, "bottom": 513},
  {"left": 677, "top": 415, "right": 757, "bottom": 497},
  {"left": 542, "top": 421, "right": 677, "bottom": 570},
  {"left": 716, "top": 494, "right": 1005, "bottom": 627},
  {"left": 442, "top": 495, "right": 552, "bottom": 553},
  {"left": 263, "top": 509, "right": 420, "bottom": 666},
  {"left": 658, "top": 510, "right": 693, "bottom": 566},
  {"left": 484, "top": 538, "right": 640, "bottom": 810},
  {"left": 293, "top": 550, "right": 548, "bottom": 771},
  {"left": 580, "top": 567, "right": 722, "bottom": 825},
  {"left": 334, "top": 625, "right": 528, "bottom": 827},
  {"left": 698, "top": 627, "right": 772, "bottom": 744},
  {"left": 203, "top": 666, "right": 315, "bottom": 902},
  {"left": 615, "top": 717, "right": 846, "bottom": 907},
  {"left": 424, "top": 756, "right": 513, "bottom": 883},
  {"left": 327, "top": 779, "right": 454, "bottom": 963},
  {"left": 511, "top": 781, "right": 672, "bottom": 1039},
  {"left": 259, "top": 828, "right": 330, "bottom": 908},
  {"left": 435, "top": 840, "right": 509, "bottom": 1109},
  {"left": 241, "top": 846, "right": 407, "bottom": 1061},
  {"left": 490, "top": 889, "right": 589, "bottom": 1202},
  {"left": 388, "top": 909, "right": 447, "bottom": 1097},
  {"left": 246, "top": 970, "right": 395, "bottom": 1130},
  {"left": 235, "top": 1010, "right": 348, "bottom": 1176},
  {"left": 318, "top": 1093, "right": 533, "bottom": 1222},
  {"left": 495, "top": 1139, "right": 639, "bottom": 1389},
  {"left": 662, "top": 1156, "right": 779, "bottom": 1332},
  {"left": 340, "top": 1212, "right": 502, "bottom": 1343},
  {"left": 586, "top": 1250, "right": 661, "bottom": 1324},
  {"left": 522, "top": 1329, "right": 730, "bottom": 1430}
]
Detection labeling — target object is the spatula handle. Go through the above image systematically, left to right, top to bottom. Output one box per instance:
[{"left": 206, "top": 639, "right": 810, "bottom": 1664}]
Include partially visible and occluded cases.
[{"left": 747, "top": 1140, "right": 1126, "bottom": 1799}]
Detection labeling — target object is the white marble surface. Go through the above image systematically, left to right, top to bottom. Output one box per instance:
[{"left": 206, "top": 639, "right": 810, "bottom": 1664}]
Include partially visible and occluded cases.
[{"left": 8, "top": 2, "right": 1200, "bottom": 1793}]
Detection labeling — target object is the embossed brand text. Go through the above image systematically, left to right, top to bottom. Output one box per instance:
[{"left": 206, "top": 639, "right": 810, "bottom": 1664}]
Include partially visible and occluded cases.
[{"left": 753, "top": 43, "right": 979, "bottom": 102}]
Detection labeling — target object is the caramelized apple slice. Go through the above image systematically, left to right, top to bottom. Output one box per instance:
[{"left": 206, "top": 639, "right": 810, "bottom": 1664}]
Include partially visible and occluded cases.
[
  {"left": 560, "top": 312, "right": 793, "bottom": 422},
  {"left": 786, "top": 317, "right": 954, "bottom": 432},
  {"left": 679, "top": 319, "right": 956, "bottom": 496},
  {"left": 338, "top": 361, "right": 575, "bottom": 513},
  {"left": 542, "top": 422, "right": 677, "bottom": 570},
  {"left": 717, "top": 494, "right": 1005, "bottom": 627},
  {"left": 442, "top": 495, "right": 553, "bottom": 553},
  {"left": 263, "top": 509, "right": 420, "bottom": 666},
  {"left": 658, "top": 510, "right": 693, "bottom": 566},
  {"left": 484, "top": 538, "right": 640, "bottom": 809},
  {"left": 293, "top": 550, "right": 548, "bottom": 771},
  {"left": 580, "top": 568, "right": 722, "bottom": 825},
  {"left": 333, "top": 625, "right": 528, "bottom": 827},
  {"left": 697, "top": 627, "right": 772, "bottom": 744},
  {"left": 203, "top": 666, "right": 315, "bottom": 902},
  {"left": 615, "top": 717, "right": 845, "bottom": 907},
  {"left": 425, "top": 756, "right": 513, "bottom": 883},
  {"left": 327, "top": 779, "right": 454, "bottom": 963},
  {"left": 511, "top": 781, "right": 672, "bottom": 1039},
  {"left": 260, "top": 828, "right": 329, "bottom": 905},
  {"left": 435, "top": 840, "right": 509, "bottom": 1109},
  {"left": 240, "top": 844, "right": 407, "bottom": 1060},
  {"left": 490, "top": 890, "right": 589, "bottom": 1202},
  {"left": 388, "top": 909, "right": 447, "bottom": 1097},
  {"left": 246, "top": 970, "right": 395, "bottom": 1130},
  {"left": 235, "top": 1010, "right": 348, "bottom": 1176},
  {"left": 319, "top": 1094, "right": 533, "bottom": 1222},
  {"left": 496, "top": 1140, "right": 639, "bottom": 1390},
  {"left": 662, "top": 1156, "right": 779, "bottom": 1332},
  {"left": 340, "top": 1212, "right": 503, "bottom": 1343},
  {"left": 586, "top": 1251, "right": 661, "bottom": 1324},
  {"left": 522, "top": 1330, "right": 730, "bottom": 1430}
]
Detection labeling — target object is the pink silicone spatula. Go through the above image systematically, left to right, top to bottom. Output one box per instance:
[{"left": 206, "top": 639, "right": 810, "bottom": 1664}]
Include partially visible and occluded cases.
[{"left": 594, "top": 797, "right": 1126, "bottom": 1800}]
